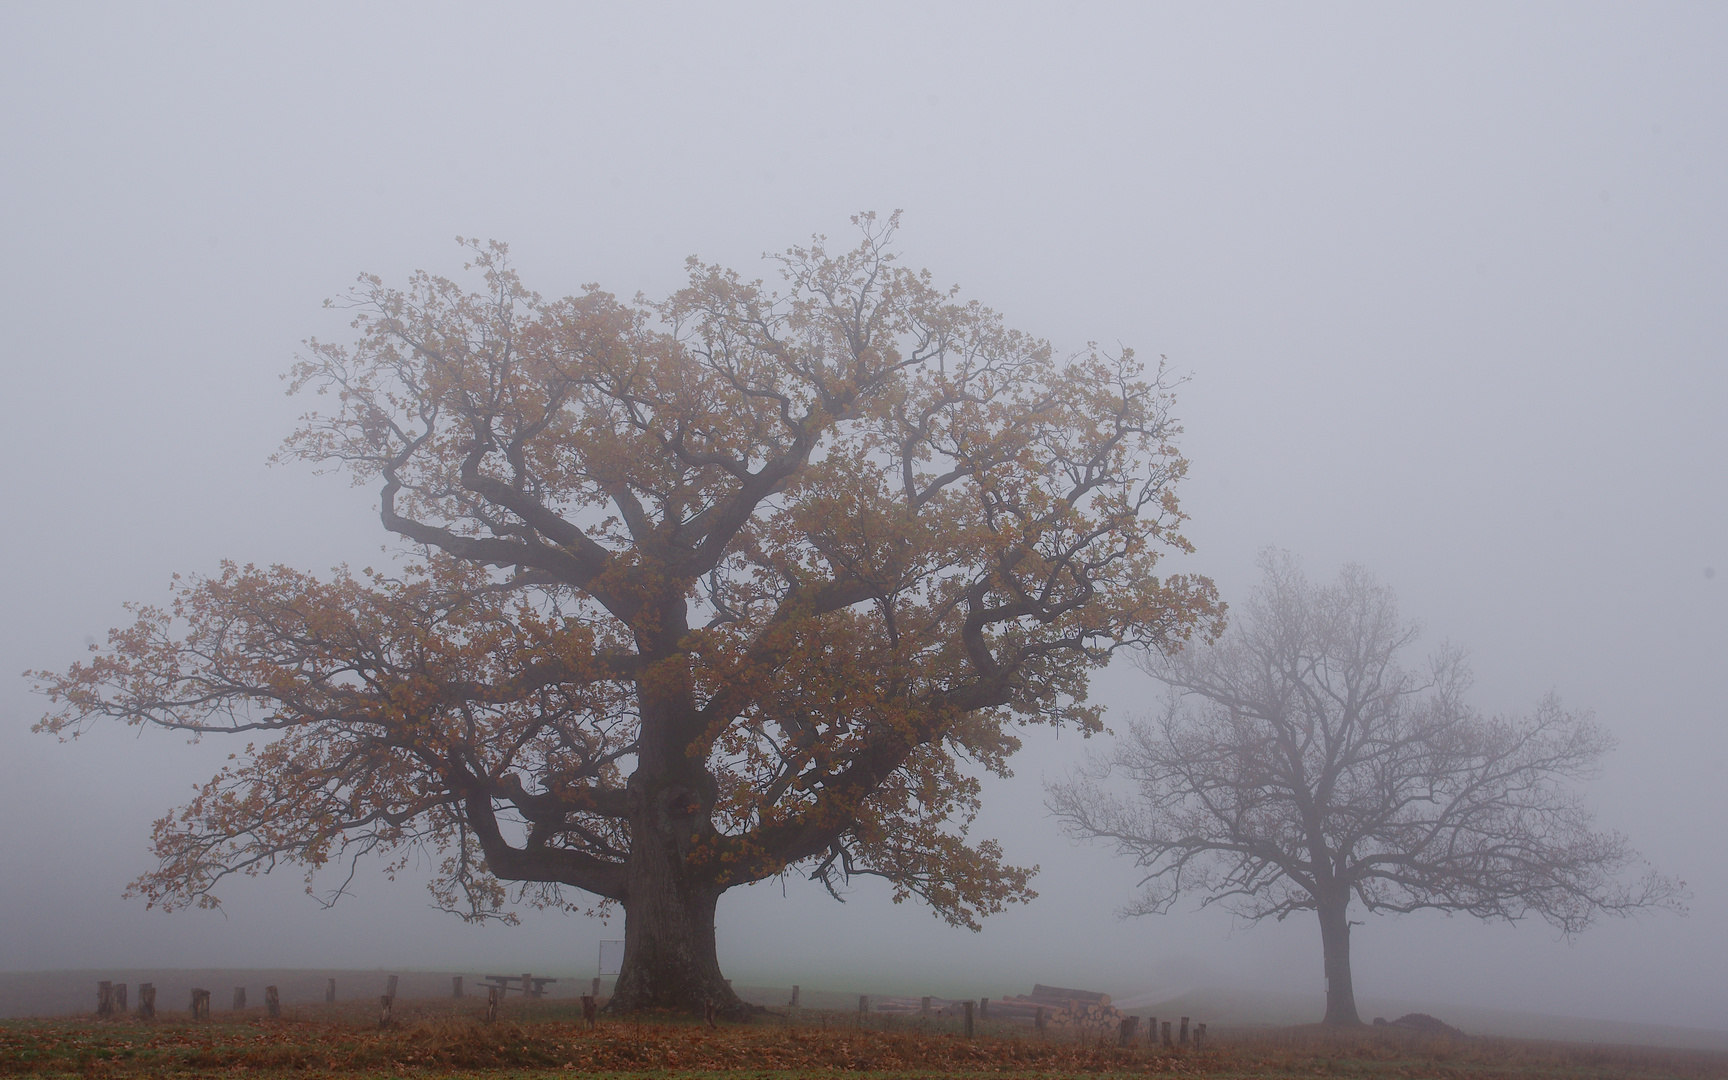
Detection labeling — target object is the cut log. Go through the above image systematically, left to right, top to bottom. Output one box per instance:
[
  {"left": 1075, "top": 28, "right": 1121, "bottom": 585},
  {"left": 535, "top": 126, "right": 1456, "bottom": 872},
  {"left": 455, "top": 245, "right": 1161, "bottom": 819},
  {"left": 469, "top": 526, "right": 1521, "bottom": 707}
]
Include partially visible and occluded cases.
[
  {"left": 1030, "top": 983, "right": 1111, "bottom": 1007},
  {"left": 875, "top": 995, "right": 958, "bottom": 1014},
  {"left": 983, "top": 1000, "right": 1046, "bottom": 1016}
]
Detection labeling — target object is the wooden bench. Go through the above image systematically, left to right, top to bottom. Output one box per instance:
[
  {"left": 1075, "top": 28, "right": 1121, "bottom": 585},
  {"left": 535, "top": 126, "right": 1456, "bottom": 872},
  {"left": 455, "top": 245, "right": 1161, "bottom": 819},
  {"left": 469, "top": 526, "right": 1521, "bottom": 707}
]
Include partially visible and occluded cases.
[{"left": 481, "top": 974, "right": 558, "bottom": 999}]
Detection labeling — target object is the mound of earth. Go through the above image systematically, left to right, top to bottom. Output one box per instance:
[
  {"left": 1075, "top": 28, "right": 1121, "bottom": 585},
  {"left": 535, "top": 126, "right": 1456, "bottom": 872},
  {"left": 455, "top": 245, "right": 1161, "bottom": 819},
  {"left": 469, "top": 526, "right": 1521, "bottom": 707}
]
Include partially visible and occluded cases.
[{"left": 1372, "top": 1013, "right": 1467, "bottom": 1038}]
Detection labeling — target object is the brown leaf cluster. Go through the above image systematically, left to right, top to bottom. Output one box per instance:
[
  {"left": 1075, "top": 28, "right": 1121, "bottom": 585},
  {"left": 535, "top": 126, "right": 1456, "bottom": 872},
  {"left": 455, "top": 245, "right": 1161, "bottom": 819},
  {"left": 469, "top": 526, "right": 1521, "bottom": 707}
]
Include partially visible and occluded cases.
[
  {"left": 7, "top": 1010, "right": 1728, "bottom": 1079},
  {"left": 1, "top": 1011, "right": 1207, "bottom": 1075}
]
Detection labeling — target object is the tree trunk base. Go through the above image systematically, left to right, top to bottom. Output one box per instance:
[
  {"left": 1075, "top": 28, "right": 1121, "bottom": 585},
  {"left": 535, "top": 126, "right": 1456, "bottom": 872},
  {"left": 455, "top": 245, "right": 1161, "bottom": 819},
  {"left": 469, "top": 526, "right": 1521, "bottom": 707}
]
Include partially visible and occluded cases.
[
  {"left": 1318, "top": 899, "right": 1363, "bottom": 1026},
  {"left": 600, "top": 985, "right": 764, "bottom": 1022}
]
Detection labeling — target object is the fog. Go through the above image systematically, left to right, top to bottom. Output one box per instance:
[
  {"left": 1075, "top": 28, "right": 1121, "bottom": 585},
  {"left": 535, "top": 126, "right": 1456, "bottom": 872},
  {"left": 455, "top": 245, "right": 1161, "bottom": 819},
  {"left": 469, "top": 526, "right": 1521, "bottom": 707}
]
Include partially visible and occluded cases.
[{"left": 2, "top": 3, "right": 1723, "bottom": 1034}]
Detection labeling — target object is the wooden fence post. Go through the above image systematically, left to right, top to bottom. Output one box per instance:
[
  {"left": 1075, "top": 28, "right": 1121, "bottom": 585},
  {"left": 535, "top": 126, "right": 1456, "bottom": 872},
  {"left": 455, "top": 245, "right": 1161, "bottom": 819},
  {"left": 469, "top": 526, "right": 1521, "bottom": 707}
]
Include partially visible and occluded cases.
[
  {"left": 521, "top": 973, "right": 533, "bottom": 999},
  {"left": 385, "top": 975, "right": 399, "bottom": 1000},
  {"left": 452, "top": 976, "right": 463, "bottom": 998},
  {"left": 592, "top": 977, "right": 601, "bottom": 998},
  {"left": 325, "top": 978, "right": 335, "bottom": 1004},
  {"left": 96, "top": 981, "right": 113, "bottom": 1018},
  {"left": 138, "top": 983, "right": 155, "bottom": 1021},
  {"left": 114, "top": 984, "right": 128, "bottom": 1013},
  {"left": 485, "top": 985, "right": 499, "bottom": 1023},
  {"left": 790, "top": 985, "right": 801, "bottom": 1008},
  {"left": 265, "top": 986, "right": 280, "bottom": 1018},
  {"left": 232, "top": 987, "right": 246, "bottom": 1011},
  {"left": 191, "top": 989, "right": 211, "bottom": 1021},
  {"left": 581, "top": 994, "right": 598, "bottom": 1029},
  {"left": 378, "top": 995, "right": 393, "bottom": 1030},
  {"left": 858, "top": 995, "right": 869, "bottom": 1020},
  {"left": 919, "top": 995, "right": 930, "bottom": 1016},
  {"left": 980, "top": 997, "right": 989, "bottom": 1019},
  {"left": 963, "top": 1000, "right": 975, "bottom": 1038},
  {"left": 1035, "top": 1005, "right": 1046, "bottom": 1034},
  {"left": 1118, "top": 1015, "right": 1141, "bottom": 1047},
  {"left": 1179, "top": 1016, "right": 1190, "bottom": 1046},
  {"left": 1149, "top": 1017, "right": 1157, "bottom": 1046},
  {"left": 1161, "top": 1020, "right": 1172, "bottom": 1047},
  {"left": 1194, "top": 1022, "right": 1207, "bottom": 1049}
]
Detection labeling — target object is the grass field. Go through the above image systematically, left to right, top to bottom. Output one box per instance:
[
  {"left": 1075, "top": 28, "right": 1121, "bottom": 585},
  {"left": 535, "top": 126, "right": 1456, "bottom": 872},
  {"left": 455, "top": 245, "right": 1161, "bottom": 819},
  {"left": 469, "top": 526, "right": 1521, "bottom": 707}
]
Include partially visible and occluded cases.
[{"left": 4, "top": 996, "right": 1728, "bottom": 1080}]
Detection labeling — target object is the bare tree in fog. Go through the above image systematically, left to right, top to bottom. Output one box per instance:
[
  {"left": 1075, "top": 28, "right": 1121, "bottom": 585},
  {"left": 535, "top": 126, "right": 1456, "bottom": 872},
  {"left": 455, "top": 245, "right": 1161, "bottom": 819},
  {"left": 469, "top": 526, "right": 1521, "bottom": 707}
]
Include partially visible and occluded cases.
[
  {"left": 33, "top": 215, "right": 1223, "bottom": 1017},
  {"left": 1047, "top": 551, "right": 1684, "bottom": 1026}
]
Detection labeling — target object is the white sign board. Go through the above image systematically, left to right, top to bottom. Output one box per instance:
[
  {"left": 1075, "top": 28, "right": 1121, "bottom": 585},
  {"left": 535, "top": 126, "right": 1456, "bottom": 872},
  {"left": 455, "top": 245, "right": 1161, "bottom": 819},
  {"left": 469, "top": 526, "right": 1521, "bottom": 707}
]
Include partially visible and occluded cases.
[{"left": 598, "top": 939, "right": 625, "bottom": 976}]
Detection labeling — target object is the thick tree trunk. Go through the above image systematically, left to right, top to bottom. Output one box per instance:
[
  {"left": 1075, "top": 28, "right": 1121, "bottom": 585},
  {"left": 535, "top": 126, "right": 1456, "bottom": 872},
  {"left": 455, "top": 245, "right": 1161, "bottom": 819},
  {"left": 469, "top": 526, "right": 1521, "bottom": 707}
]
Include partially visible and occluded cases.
[
  {"left": 603, "top": 607, "right": 755, "bottom": 1017},
  {"left": 605, "top": 767, "right": 742, "bottom": 1017},
  {"left": 608, "top": 876, "right": 737, "bottom": 1015},
  {"left": 1317, "top": 897, "right": 1362, "bottom": 1025}
]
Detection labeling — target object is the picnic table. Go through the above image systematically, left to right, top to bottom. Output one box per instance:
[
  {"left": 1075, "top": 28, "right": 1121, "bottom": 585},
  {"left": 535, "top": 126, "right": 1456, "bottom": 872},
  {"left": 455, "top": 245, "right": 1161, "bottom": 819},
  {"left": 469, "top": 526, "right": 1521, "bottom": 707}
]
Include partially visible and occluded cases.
[{"left": 482, "top": 973, "right": 559, "bottom": 998}]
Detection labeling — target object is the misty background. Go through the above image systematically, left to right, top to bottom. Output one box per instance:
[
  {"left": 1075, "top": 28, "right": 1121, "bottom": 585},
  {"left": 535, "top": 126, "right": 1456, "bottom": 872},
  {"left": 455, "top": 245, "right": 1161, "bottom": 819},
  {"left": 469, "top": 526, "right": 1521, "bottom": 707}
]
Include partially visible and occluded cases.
[{"left": 2, "top": 2, "right": 1722, "bottom": 1033}]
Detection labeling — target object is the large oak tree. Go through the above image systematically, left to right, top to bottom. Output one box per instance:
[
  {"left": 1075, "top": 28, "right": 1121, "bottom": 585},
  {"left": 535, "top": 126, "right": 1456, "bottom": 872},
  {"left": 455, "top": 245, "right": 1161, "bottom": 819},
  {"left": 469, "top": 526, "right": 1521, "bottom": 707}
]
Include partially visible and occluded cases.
[
  {"left": 36, "top": 215, "right": 1222, "bottom": 1015},
  {"left": 1048, "top": 552, "right": 1683, "bottom": 1026}
]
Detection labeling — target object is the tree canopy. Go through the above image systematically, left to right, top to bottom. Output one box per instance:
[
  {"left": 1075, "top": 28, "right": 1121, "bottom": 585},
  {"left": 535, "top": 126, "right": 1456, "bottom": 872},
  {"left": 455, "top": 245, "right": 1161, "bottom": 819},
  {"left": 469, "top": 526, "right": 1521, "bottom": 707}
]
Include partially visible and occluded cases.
[
  {"left": 36, "top": 214, "right": 1223, "bottom": 1012},
  {"left": 1048, "top": 552, "right": 1683, "bottom": 1025}
]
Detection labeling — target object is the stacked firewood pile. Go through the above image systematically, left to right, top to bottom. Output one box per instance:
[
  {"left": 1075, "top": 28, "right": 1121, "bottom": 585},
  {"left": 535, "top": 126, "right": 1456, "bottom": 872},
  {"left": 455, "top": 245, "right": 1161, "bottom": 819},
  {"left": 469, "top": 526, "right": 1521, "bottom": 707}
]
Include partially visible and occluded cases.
[
  {"left": 988, "top": 984, "right": 1119, "bottom": 1030},
  {"left": 857, "top": 985, "right": 1207, "bottom": 1047},
  {"left": 872, "top": 985, "right": 1122, "bottom": 1031}
]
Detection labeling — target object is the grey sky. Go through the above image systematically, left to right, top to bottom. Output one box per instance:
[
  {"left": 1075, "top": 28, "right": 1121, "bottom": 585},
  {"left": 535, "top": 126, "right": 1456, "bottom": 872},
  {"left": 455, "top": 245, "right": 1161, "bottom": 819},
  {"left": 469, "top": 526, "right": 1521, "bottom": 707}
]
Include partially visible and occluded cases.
[{"left": 2, "top": 3, "right": 1723, "bottom": 1032}]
